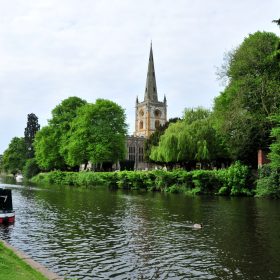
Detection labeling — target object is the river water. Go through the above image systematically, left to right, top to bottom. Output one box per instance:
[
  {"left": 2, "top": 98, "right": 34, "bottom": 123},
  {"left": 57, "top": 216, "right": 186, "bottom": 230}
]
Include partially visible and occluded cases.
[{"left": 0, "top": 178, "right": 280, "bottom": 279}]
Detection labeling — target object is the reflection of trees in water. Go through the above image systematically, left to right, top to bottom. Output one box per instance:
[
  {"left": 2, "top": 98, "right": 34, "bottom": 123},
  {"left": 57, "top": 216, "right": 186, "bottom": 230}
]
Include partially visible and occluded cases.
[
  {"left": 0, "top": 184, "right": 280, "bottom": 279},
  {"left": 208, "top": 197, "right": 280, "bottom": 279}
]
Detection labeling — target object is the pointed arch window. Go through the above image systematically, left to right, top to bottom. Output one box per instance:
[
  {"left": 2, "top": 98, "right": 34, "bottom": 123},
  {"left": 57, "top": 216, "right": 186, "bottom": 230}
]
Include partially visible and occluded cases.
[
  {"left": 139, "top": 109, "right": 144, "bottom": 116},
  {"left": 154, "top": 109, "right": 162, "bottom": 117},
  {"left": 155, "top": 120, "right": 160, "bottom": 129},
  {"left": 139, "top": 121, "right": 144, "bottom": 130}
]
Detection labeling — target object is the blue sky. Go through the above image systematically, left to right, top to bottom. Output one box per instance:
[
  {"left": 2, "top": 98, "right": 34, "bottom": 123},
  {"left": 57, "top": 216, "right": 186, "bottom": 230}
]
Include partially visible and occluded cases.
[{"left": 0, "top": 0, "right": 279, "bottom": 153}]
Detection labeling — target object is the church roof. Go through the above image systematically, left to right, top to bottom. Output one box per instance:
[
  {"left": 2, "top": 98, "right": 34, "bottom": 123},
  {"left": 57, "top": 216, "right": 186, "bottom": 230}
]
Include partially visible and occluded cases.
[{"left": 144, "top": 43, "right": 158, "bottom": 102}]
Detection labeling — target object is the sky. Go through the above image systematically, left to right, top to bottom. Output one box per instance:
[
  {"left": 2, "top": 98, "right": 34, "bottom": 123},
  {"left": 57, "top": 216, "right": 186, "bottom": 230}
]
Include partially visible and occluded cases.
[{"left": 0, "top": 0, "right": 279, "bottom": 154}]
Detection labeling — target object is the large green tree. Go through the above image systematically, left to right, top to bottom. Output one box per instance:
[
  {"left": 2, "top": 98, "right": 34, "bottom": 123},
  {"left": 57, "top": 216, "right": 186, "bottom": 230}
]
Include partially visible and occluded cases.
[
  {"left": 213, "top": 31, "right": 280, "bottom": 166},
  {"left": 34, "top": 96, "right": 87, "bottom": 170},
  {"left": 63, "top": 99, "right": 127, "bottom": 168},
  {"left": 150, "top": 108, "right": 226, "bottom": 169},
  {"left": 24, "top": 113, "right": 40, "bottom": 158},
  {"left": 144, "top": 118, "right": 180, "bottom": 162},
  {"left": 34, "top": 126, "right": 65, "bottom": 170},
  {"left": 2, "top": 137, "right": 27, "bottom": 175}
]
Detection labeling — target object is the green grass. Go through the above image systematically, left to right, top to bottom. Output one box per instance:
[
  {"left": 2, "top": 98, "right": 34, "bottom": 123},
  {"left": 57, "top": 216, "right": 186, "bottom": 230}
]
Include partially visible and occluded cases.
[{"left": 0, "top": 242, "right": 48, "bottom": 280}]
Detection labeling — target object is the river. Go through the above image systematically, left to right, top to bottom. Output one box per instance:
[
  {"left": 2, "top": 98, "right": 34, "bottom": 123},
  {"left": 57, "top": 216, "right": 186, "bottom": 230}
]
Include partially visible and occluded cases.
[{"left": 0, "top": 178, "right": 280, "bottom": 279}]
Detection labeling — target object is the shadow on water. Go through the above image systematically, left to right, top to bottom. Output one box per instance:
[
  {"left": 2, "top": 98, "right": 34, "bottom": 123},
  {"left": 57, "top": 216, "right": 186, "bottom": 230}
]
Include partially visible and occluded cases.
[{"left": 0, "top": 178, "right": 280, "bottom": 279}]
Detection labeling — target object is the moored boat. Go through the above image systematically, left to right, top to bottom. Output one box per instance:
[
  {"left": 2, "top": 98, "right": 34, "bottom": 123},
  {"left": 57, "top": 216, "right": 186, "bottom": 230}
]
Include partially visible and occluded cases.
[
  {"left": 15, "top": 173, "right": 23, "bottom": 182},
  {"left": 0, "top": 188, "right": 15, "bottom": 224}
]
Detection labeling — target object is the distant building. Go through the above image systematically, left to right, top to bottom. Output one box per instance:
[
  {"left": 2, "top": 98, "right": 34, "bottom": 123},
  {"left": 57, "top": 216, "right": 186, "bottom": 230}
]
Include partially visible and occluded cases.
[{"left": 125, "top": 44, "right": 167, "bottom": 170}]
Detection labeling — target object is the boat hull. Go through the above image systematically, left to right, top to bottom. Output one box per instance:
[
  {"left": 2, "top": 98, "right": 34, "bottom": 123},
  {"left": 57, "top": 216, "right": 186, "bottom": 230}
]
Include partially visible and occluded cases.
[{"left": 0, "top": 212, "right": 15, "bottom": 224}]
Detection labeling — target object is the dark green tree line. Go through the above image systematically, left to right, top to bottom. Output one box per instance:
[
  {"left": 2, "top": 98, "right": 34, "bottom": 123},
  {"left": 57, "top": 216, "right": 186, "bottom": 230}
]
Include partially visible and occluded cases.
[
  {"left": 213, "top": 31, "right": 280, "bottom": 167},
  {"left": 2, "top": 113, "right": 41, "bottom": 176}
]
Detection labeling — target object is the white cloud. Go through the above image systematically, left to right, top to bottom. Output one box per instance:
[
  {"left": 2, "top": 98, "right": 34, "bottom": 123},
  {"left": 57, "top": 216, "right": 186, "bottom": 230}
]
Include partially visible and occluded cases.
[{"left": 0, "top": 0, "right": 279, "bottom": 153}]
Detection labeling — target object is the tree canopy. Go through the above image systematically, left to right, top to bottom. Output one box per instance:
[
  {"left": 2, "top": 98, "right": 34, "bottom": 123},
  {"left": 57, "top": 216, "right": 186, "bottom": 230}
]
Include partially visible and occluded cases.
[
  {"left": 213, "top": 31, "right": 280, "bottom": 166},
  {"left": 34, "top": 96, "right": 87, "bottom": 170},
  {"left": 34, "top": 97, "right": 127, "bottom": 170},
  {"left": 63, "top": 99, "right": 127, "bottom": 167},
  {"left": 150, "top": 108, "right": 226, "bottom": 168},
  {"left": 24, "top": 113, "right": 40, "bottom": 158},
  {"left": 144, "top": 118, "right": 180, "bottom": 162},
  {"left": 2, "top": 137, "right": 27, "bottom": 175}
]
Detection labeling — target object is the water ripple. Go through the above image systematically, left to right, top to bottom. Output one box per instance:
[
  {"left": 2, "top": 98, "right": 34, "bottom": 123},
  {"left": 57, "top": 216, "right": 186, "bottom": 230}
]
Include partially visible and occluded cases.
[{"left": 0, "top": 183, "right": 280, "bottom": 279}]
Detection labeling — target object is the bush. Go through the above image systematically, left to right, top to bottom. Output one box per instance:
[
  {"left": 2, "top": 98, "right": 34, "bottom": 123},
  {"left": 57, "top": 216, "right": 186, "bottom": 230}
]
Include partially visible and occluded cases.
[
  {"left": 23, "top": 159, "right": 41, "bottom": 179},
  {"left": 216, "top": 161, "right": 253, "bottom": 196},
  {"left": 31, "top": 162, "right": 253, "bottom": 196},
  {"left": 256, "top": 166, "right": 280, "bottom": 198}
]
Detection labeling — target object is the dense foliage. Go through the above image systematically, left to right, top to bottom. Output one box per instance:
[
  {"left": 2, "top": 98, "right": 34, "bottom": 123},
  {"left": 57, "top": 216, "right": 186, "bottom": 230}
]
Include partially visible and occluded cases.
[
  {"left": 213, "top": 31, "right": 280, "bottom": 166},
  {"left": 35, "top": 96, "right": 87, "bottom": 170},
  {"left": 34, "top": 97, "right": 127, "bottom": 171},
  {"left": 62, "top": 99, "right": 127, "bottom": 167},
  {"left": 150, "top": 108, "right": 227, "bottom": 169},
  {"left": 1, "top": 113, "right": 41, "bottom": 175},
  {"left": 24, "top": 113, "right": 40, "bottom": 159},
  {"left": 256, "top": 114, "right": 280, "bottom": 198},
  {"left": 144, "top": 118, "right": 180, "bottom": 162},
  {"left": 1, "top": 137, "right": 27, "bottom": 175},
  {"left": 32, "top": 162, "right": 253, "bottom": 196}
]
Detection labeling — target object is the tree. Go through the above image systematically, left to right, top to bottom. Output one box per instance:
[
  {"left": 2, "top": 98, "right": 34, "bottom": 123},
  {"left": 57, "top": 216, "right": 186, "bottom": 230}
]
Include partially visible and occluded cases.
[
  {"left": 272, "top": 19, "right": 280, "bottom": 26},
  {"left": 213, "top": 31, "right": 280, "bottom": 166},
  {"left": 34, "top": 96, "right": 87, "bottom": 170},
  {"left": 63, "top": 99, "right": 127, "bottom": 168},
  {"left": 150, "top": 108, "right": 226, "bottom": 169},
  {"left": 24, "top": 113, "right": 40, "bottom": 158},
  {"left": 256, "top": 114, "right": 280, "bottom": 198},
  {"left": 268, "top": 114, "right": 280, "bottom": 169},
  {"left": 144, "top": 118, "right": 180, "bottom": 162},
  {"left": 34, "top": 126, "right": 66, "bottom": 170},
  {"left": 2, "top": 137, "right": 27, "bottom": 175},
  {"left": 23, "top": 158, "right": 41, "bottom": 179}
]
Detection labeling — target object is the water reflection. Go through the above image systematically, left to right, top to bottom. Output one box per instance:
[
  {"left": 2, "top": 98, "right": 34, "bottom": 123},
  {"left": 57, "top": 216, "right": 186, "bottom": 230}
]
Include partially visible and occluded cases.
[{"left": 0, "top": 180, "right": 280, "bottom": 279}]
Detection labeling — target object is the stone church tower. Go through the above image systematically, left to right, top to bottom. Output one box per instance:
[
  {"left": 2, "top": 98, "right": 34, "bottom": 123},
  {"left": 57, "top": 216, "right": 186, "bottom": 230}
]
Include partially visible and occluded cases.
[
  {"left": 125, "top": 44, "right": 167, "bottom": 170},
  {"left": 134, "top": 44, "right": 167, "bottom": 137}
]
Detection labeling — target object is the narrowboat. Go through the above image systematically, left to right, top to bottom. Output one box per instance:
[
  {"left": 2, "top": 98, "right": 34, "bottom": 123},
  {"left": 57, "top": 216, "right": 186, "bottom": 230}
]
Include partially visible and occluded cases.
[{"left": 0, "top": 188, "right": 15, "bottom": 224}]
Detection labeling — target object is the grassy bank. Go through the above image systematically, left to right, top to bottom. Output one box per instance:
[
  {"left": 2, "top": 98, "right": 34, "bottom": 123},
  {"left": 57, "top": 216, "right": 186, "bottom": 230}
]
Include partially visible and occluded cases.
[
  {"left": 32, "top": 162, "right": 254, "bottom": 196},
  {"left": 0, "top": 242, "right": 47, "bottom": 280}
]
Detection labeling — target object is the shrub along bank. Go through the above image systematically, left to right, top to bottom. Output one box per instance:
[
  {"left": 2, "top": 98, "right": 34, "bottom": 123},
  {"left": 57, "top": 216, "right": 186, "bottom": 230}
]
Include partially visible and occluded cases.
[{"left": 31, "top": 162, "right": 254, "bottom": 196}]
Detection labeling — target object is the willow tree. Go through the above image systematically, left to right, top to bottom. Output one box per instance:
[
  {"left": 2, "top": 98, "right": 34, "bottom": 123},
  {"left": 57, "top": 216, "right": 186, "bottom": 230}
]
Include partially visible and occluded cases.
[{"left": 150, "top": 108, "right": 225, "bottom": 169}]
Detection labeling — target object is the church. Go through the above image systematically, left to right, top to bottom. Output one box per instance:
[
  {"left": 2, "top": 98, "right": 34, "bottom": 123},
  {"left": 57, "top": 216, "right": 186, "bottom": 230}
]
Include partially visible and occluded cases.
[{"left": 125, "top": 44, "right": 167, "bottom": 169}]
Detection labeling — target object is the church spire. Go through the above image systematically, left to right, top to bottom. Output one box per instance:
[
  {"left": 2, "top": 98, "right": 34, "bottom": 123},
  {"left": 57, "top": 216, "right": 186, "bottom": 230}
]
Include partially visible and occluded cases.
[{"left": 144, "top": 42, "right": 158, "bottom": 102}]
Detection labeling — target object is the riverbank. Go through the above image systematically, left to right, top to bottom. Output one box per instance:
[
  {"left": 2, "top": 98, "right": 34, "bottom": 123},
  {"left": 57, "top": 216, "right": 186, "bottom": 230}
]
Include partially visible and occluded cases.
[
  {"left": 31, "top": 162, "right": 255, "bottom": 196},
  {"left": 0, "top": 240, "right": 61, "bottom": 280}
]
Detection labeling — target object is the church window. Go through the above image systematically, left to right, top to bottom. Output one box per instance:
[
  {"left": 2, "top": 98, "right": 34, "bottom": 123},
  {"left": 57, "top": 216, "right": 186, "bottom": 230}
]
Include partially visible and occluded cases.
[
  {"left": 139, "top": 109, "right": 144, "bottom": 116},
  {"left": 154, "top": 109, "right": 162, "bottom": 117},
  {"left": 155, "top": 120, "right": 160, "bottom": 129},
  {"left": 139, "top": 121, "right": 143, "bottom": 130},
  {"left": 129, "top": 146, "right": 135, "bottom": 161},
  {"left": 139, "top": 147, "right": 144, "bottom": 162}
]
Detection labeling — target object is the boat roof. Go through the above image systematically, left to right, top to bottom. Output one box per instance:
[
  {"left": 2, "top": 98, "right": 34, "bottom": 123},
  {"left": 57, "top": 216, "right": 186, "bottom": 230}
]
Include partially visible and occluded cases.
[{"left": 0, "top": 189, "right": 13, "bottom": 211}]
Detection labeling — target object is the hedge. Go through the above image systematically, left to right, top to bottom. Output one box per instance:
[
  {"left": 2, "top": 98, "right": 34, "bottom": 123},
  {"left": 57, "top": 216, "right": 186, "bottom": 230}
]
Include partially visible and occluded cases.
[{"left": 31, "top": 162, "right": 254, "bottom": 196}]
